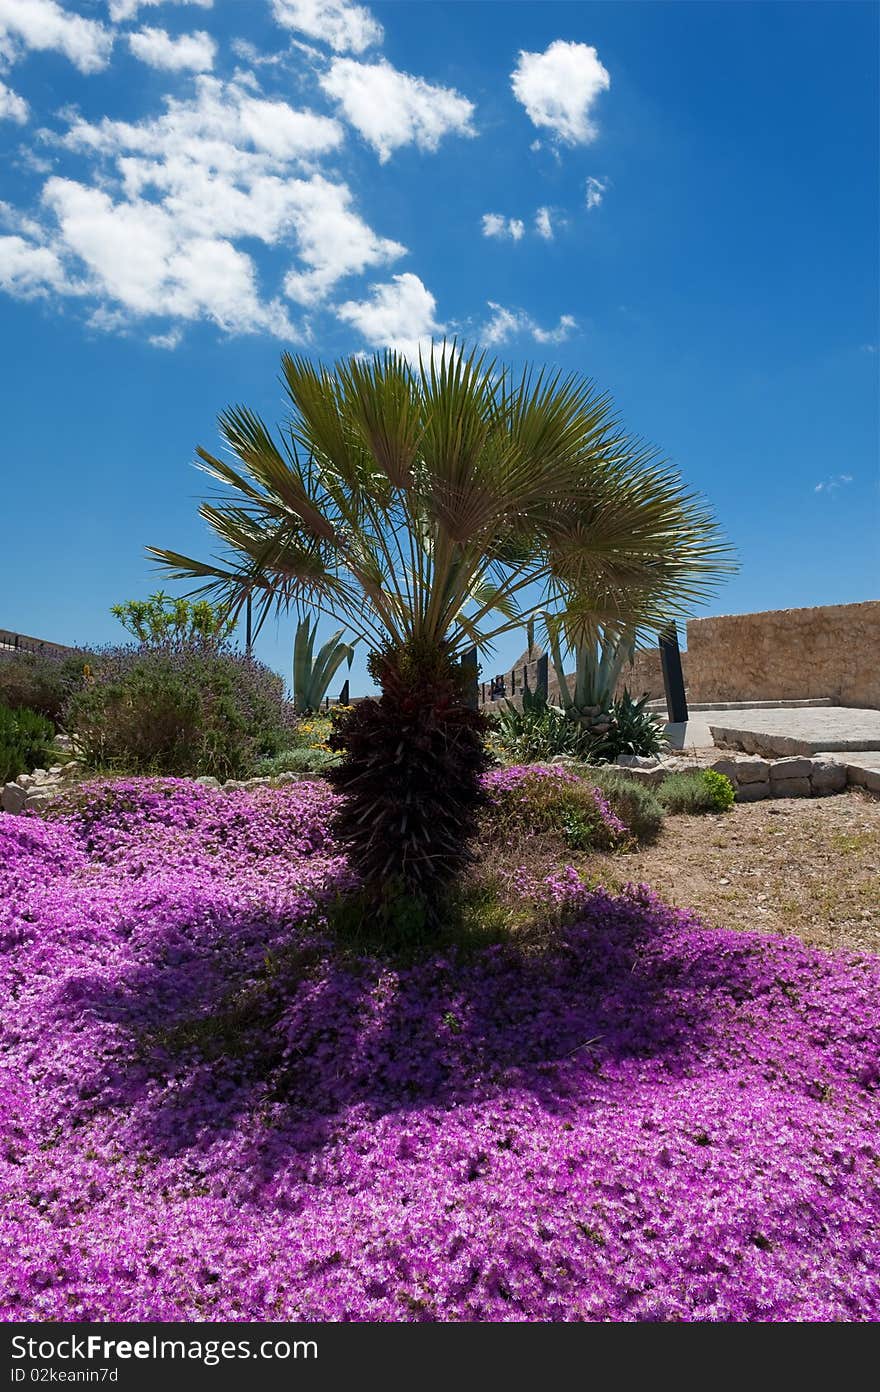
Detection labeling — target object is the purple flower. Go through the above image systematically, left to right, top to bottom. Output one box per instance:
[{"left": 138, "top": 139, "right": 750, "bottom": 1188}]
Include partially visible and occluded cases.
[{"left": 0, "top": 779, "right": 877, "bottom": 1322}]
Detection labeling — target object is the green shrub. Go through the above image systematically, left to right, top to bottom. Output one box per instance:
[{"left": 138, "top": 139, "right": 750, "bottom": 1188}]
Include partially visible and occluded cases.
[
  {"left": 65, "top": 644, "right": 297, "bottom": 780},
  {"left": 0, "top": 650, "right": 89, "bottom": 722},
  {"left": 491, "top": 689, "right": 592, "bottom": 763},
  {"left": 0, "top": 704, "right": 55, "bottom": 783},
  {"left": 253, "top": 746, "right": 339, "bottom": 777},
  {"left": 582, "top": 767, "right": 666, "bottom": 844},
  {"left": 485, "top": 768, "right": 627, "bottom": 852},
  {"left": 658, "top": 768, "right": 735, "bottom": 815}
]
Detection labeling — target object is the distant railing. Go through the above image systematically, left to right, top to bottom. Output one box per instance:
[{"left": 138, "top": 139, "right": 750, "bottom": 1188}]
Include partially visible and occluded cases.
[{"left": 0, "top": 629, "right": 73, "bottom": 657}]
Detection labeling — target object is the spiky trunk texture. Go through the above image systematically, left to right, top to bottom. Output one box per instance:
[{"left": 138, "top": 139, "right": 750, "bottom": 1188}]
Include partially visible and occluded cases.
[{"left": 326, "top": 642, "right": 491, "bottom": 907}]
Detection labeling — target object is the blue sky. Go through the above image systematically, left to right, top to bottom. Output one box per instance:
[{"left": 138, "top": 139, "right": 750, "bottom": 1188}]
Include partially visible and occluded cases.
[{"left": 1, "top": 0, "right": 877, "bottom": 695}]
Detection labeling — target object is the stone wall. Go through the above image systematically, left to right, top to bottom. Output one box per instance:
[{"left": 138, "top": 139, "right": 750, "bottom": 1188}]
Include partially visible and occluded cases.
[
  {"left": 478, "top": 601, "right": 879, "bottom": 712},
  {"left": 686, "top": 601, "right": 880, "bottom": 709}
]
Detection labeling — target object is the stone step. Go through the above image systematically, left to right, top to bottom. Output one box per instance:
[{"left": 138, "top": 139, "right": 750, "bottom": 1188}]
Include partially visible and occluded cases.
[{"left": 646, "top": 697, "right": 833, "bottom": 712}]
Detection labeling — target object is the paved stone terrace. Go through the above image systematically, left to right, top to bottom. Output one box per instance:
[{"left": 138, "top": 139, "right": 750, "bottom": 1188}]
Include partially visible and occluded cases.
[{"left": 663, "top": 705, "right": 880, "bottom": 795}]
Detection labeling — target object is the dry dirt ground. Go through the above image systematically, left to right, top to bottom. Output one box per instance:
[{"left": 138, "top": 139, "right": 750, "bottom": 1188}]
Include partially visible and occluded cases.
[{"left": 591, "top": 788, "right": 880, "bottom": 957}]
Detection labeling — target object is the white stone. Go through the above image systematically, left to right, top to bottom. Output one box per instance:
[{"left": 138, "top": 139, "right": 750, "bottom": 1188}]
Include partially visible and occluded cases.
[
  {"left": 769, "top": 757, "right": 813, "bottom": 782},
  {"left": 734, "top": 759, "right": 771, "bottom": 784},
  {"left": 809, "top": 760, "right": 847, "bottom": 794},
  {"left": 770, "top": 777, "right": 812, "bottom": 798},
  {"left": 735, "top": 782, "right": 770, "bottom": 802},
  {"left": 1, "top": 783, "right": 27, "bottom": 814},
  {"left": 25, "top": 790, "right": 55, "bottom": 810}
]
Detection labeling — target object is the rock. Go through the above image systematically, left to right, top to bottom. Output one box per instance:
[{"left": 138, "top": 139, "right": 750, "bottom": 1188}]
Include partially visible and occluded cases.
[
  {"left": 53, "top": 734, "right": 72, "bottom": 751},
  {"left": 616, "top": 754, "right": 660, "bottom": 768},
  {"left": 708, "top": 757, "right": 741, "bottom": 782},
  {"left": 769, "top": 757, "right": 813, "bottom": 782},
  {"left": 734, "top": 759, "right": 771, "bottom": 784},
  {"left": 809, "top": 759, "right": 847, "bottom": 794},
  {"left": 60, "top": 761, "right": 83, "bottom": 779},
  {"left": 48, "top": 765, "right": 63, "bottom": 776},
  {"left": 847, "top": 765, "right": 880, "bottom": 795},
  {"left": 614, "top": 766, "right": 666, "bottom": 786},
  {"left": 30, "top": 768, "right": 49, "bottom": 783},
  {"left": 16, "top": 772, "right": 35, "bottom": 789},
  {"left": 274, "top": 772, "right": 297, "bottom": 784},
  {"left": 194, "top": 776, "right": 221, "bottom": 789},
  {"left": 770, "top": 777, "right": 812, "bottom": 799},
  {"left": 223, "top": 780, "right": 247, "bottom": 791},
  {"left": 735, "top": 782, "right": 770, "bottom": 802},
  {"left": 1, "top": 783, "right": 27, "bottom": 814},
  {"left": 25, "top": 790, "right": 56, "bottom": 811}
]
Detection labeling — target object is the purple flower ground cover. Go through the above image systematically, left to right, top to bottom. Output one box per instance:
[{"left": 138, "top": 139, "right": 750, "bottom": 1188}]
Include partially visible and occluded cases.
[{"left": 1, "top": 777, "right": 878, "bottom": 1321}]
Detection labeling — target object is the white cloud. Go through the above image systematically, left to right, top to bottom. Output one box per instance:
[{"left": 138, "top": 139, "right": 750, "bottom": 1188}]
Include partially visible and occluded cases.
[
  {"left": 0, "top": 0, "right": 113, "bottom": 73},
  {"left": 109, "top": 0, "right": 212, "bottom": 22},
  {"left": 271, "top": 0, "right": 382, "bottom": 55},
  {"left": 128, "top": 26, "right": 216, "bottom": 72},
  {"left": 511, "top": 39, "right": 610, "bottom": 145},
  {"left": 320, "top": 57, "right": 475, "bottom": 161},
  {"left": 0, "top": 72, "right": 408, "bottom": 340},
  {"left": 62, "top": 75, "right": 343, "bottom": 169},
  {"left": 0, "top": 77, "right": 27, "bottom": 122},
  {"left": 41, "top": 175, "right": 295, "bottom": 336},
  {"left": 281, "top": 176, "right": 404, "bottom": 304},
  {"left": 586, "top": 176, "right": 606, "bottom": 210},
  {"left": 535, "top": 206, "right": 553, "bottom": 240},
  {"left": 481, "top": 212, "right": 524, "bottom": 242},
  {"left": 0, "top": 233, "right": 73, "bottom": 296},
  {"left": 336, "top": 271, "right": 442, "bottom": 359},
  {"left": 480, "top": 301, "right": 576, "bottom": 347},
  {"left": 148, "top": 326, "right": 183, "bottom": 349},
  {"left": 814, "top": 474, "right": 853, "bottom": 494}
]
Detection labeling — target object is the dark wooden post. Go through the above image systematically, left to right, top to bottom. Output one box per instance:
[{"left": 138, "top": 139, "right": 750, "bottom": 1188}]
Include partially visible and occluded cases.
[
  {"left": 245, "top": 594, "right": 253, "bottom": 655},
  {"left": 659, "top": 623, "right": 688, "bottom": 723},
  {"left": 460, "top": 646, "right": 479, "bottom": 710},
  {"left": 536, "top": 653, "right": 549, "bottom": 700},
  {"left": 338, "top": 679, "right": 350, "bottom": 706}
]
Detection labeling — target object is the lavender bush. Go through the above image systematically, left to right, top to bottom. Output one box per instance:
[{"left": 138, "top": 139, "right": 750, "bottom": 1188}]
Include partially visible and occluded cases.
[
  {"left": 64, "top": 644, "right": 298, "bottom": 779},
  {"left": 1, "top": 778, "right": 878, "bottom": 1321}
]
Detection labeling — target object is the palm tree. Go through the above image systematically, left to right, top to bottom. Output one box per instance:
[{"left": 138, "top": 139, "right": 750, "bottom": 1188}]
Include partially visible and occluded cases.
[
  {"left": 148, "top": 344, "right": 731, "bottom": 908},
  {"left": 540, "top": 463, "right": 738, "bottom": 732}
]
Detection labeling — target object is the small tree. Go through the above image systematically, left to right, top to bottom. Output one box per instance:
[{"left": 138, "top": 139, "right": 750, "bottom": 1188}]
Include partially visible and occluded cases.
[
  {"left": 149, "top": 344, "right": 733, "bottom": 914},
  {"left": 111, "top": 591, "right": 235, "bottom": 647}
]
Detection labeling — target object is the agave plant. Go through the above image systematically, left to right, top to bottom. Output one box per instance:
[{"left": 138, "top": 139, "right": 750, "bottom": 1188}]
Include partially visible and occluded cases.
[
  {"left": 148, "top": 344, "right": 732, "bottom": 912},
  {"left": 293, "top": 614, "right": 356, "bottom": 713},
  {"left": 492, "top": 686, "right": 589, "bottom": 764}
]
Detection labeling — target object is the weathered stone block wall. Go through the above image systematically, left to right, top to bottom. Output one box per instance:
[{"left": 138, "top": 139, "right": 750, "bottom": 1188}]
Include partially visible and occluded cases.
[
  {"left": 685, "top": 601, "right": 880, "bottom": 709},
  {"left": 611, "top": 647, "right": 692, "bottom": 702}
]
